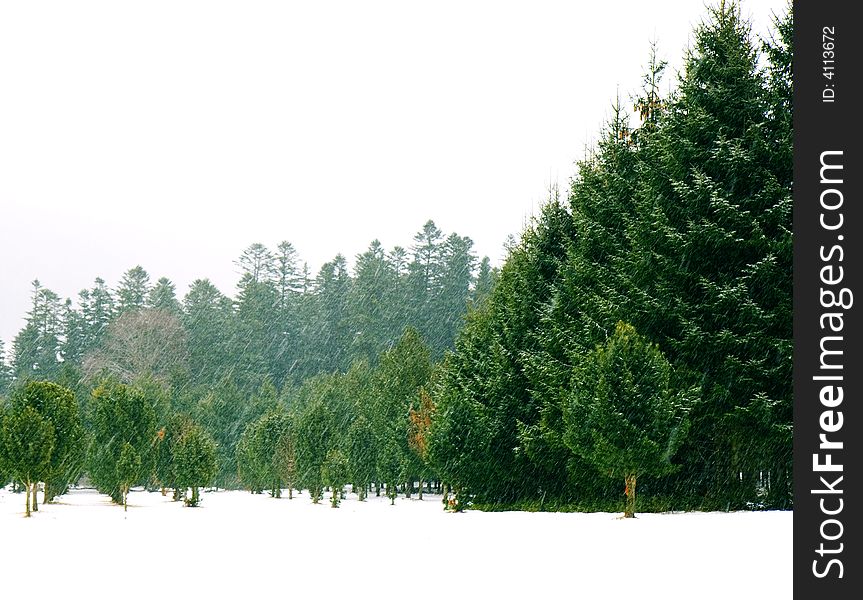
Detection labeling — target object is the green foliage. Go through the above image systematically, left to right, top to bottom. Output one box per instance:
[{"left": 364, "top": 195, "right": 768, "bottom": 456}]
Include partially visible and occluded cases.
[
  {"left": 430, "top": 2, "right": 792, "bottom": 511},
  {"left": 116, "top": 266, "right": 150, "bottom": 315},
  {"left": 12, "top": 280, "right": 64, "bottom": 381},
  {"left": 563, "top": 323, "right": 694, "bottom": 516},
  {"left": 87, "top": 379, "right": 157, "bottom": 503},
  {"left": 12, "top": 380, "right": 86, "bottom": 501},
  {"left": 294, "top": 400, "right": 333, "bottom": 503},
  {"left": 1, "top": 405, "right": 54, "bottom": 487},
  {"left": 1, "top": 405, "right": 54, "bottom": 515},
  {"left": 237, "top": 409, "right": 295, "bottom": 498},
  {"left": 154, "top": 413, "right": 192, "bottom": 494},
  {"left": 346, "top": 415, "right": 376, "bottom": 500},
  {"left": 173, "top": 422, "right": 217, "bottom": 506},
  {"left": 378, "top": 440, "right": 402, "bottom": 505},
  {"left": 117, "top": 442, "right": 141, "bottom": 510},
  {"left": 322, "top": 448, "right": 349, "bottom": 507}
]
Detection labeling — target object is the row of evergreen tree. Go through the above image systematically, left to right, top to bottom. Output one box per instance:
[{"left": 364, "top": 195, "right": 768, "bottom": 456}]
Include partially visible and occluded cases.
[
  {"left": 1, "top": 2, "right": 792, "bottom": 516},
  {"left": 428, "top": 2, "right": 792, "bottom": 511},
  {"left": 0, "top": 219, "right": 494, "bottom": 396},
  {"left": 0, "top": 327, "right": 438, "bottom": 514}
]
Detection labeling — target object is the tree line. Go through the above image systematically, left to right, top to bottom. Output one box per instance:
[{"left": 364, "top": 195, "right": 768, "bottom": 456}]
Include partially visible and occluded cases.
[
  {"left": 1, "top": 1, "right": 791, "bottom": 517},
  {"left": 428, "top": 2, "right": 792, "bottom": 512},
  {"left": 0, "top": 220, "right": 491, "bottom": 511}
]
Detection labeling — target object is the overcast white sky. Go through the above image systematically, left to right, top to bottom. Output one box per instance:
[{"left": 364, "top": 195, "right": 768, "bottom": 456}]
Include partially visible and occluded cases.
[{"left": 0, "top": 0, "right": 787, "bottom": 348}]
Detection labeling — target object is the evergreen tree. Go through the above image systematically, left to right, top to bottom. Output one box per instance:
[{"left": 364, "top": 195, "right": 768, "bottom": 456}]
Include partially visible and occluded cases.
[
  {"left": 624, "top": 2, "right": 792, "bottom": 507},
  {"left": 430, "top": 195, "right": 576, "bottom": 503},
  {"left": 407, "top": 221, "right": 445, "bottom": 346},
  {"left": 431, "top": 233, "right": 477, "bottom": 357},
  {"left": 350, "top": 240, "right": 397, "bottom": 364},
  {"left": 272, "top": 241, "right": 303, "bottom": 387},
  {"left": 236, "top": 243, "right": 276, "bottom": 284},
  {"left": 311, "top": 255, "right": 352, "bottom": 373},
  {"left": 471, "top": 256, "right": 497, "bottom": 307},
  {"left": 116, "top": 266, "right": 151, "bottom": 314},
  {"left": 235, "top": 273, "right": 281, "bottom": 388},
  {"left": 76, "top": 277, "right": 116, "bottom": 359},
  {"left": 148, "top": 277, "right": 182, "bottom": 314},
  {"left": 183, "top": 279, "right": 235, "bottom": 386},
  {"left": 12, "top": 280, "right": 64, "bottom": 380},
  {"left": 62, "top": 298, "right": 88, "bottom": 366},
  {"left": 564, "top": 323, "right": 695, "bottom": 517},
  {"left": 373, "top": 328, "right": 431, "bottom": 497},
  {"left": 0, "top": 339, "right": 12, "bottom": 395},
  {"left": 87, "top": 379, "right": 157, "bottom": 503},
  {"left": 197, "top": 379, "right": 247, "bottom": 488},
  {"left": 12, "top": 380, "right": 86, "bottom": 503},
  {"left": 295, "top": 400, "right": 333, "bottom": 503},
  {"left": 1, "top": 406, "right": 54, "bottom": 517},
  {"left": 250, "top": 409, "right": 294, "bottom": 498},
  {"left": 154, "top": 412, "right": 192, "bottom": 498},
  {"left": 346, "top": 415, "right": 376, "bottom": 501},
  {"left": 173, "top": 422, "right": 217, "bottom": 506},
  {"left": 236, "top": 423, "right": 266, "bottom": 494},
  {"left": 378, "top": 439, "right": 402, "bottom": 506},
  {"left": 117, "top": 442, "right": 141, "bottom": 511},
  {"left": 322, "top": 448, "right": 348, "bottom": 508}
]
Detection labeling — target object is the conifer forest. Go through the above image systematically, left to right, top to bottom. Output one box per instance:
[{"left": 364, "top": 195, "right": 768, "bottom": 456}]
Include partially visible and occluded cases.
[{"left": 0, "top": 2, "right": 792, "bottom": 519}]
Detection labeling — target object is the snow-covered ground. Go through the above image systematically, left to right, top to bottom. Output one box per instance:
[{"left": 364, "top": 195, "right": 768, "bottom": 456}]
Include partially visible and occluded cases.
[{"left": 1, "top": 486, "right": 791, "bottom": 599}]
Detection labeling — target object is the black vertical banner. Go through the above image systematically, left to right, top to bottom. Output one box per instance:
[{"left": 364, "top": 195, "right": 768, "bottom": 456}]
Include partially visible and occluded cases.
[{"left": 794, "top": 1, "right": 861, "bottom": 596}]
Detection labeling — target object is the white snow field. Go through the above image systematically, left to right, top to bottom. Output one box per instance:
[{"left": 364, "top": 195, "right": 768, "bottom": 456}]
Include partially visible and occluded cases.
[{"left": 1, "top": 486, "right": 791, "bottom": 599}]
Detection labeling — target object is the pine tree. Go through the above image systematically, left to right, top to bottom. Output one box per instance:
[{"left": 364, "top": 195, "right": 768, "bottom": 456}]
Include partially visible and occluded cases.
[
  {"left": 625, "top": 1, "right": 792, "bottom": 507},
  {"left": 430, "top": 194, "right": 576, "bottom": 503},
  {"left": 432, "top": 233, "right": 477, "bottom": 357},
  {"left": 350, "top": 240, "right": 397, "bottom": 364},
  {"left": 236, "top": 243, "right": 276, "bottom": 284},
  {"left": 311, "top": 255, "right": 352, "bottom": 373},
  {"left": 471, "top": 257, "right": 497, "bottom": 307},
  {"left": 116, "top": 266, "right": 151, "bottom": 314},
  {"left": 148, "top": 277, "right": 182, "bottom": 314},
  {"left": 183, "top": 279, "right": 235, "bottom": 386},
  {"left": 12, "top": 280, "right": 64, "bottom": 380},
  {"left": 564, "top": 323, "right": 695, "bottom": 517},
  {"left": 373, "top": 328, "right": 431, "bottom": 498},
  {"left": 0, "top": 340, "right": 12, "bottom": 395},
  {"left": 87, "top": 379, "right": 157, "bottom": 503},
  {"left": 12, "top": 380, "right": 86, "bottom": 503},
  {"left": 295, "top": 400, "right": 333, "bottom": 503},
  {"left": 1, "top": 406, "right": 54, "bottom": 517},
  {"left": 250, "top": 410, "right": 293, "bottom": 498},
  {"left": 154, "top": 412, "right": 193, "bottom": 497},
  {"left": 346, "top": 415, "right": 376, "bottom": 501},
  {"left": 173, "top": 422, "right": 217, "bottom": 506},
  {"left": 378, "top": 439, "right": 402, "bottom": 506},
  {"left": 117, "top": 442, "right": 141, "bottom": 512},
  {"left": 322, "top": 448, "right": 348, "bottom": 507}
]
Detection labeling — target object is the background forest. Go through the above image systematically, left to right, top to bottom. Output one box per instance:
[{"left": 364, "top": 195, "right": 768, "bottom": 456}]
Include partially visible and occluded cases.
[{"left": 0, "top": 2, "right": 792, "bottom": 514}]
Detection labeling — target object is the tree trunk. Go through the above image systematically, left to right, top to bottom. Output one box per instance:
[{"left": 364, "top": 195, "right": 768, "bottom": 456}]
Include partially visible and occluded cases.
[
  {"left": 624, "top": 474, "right": 637, "bottom": 518},
  {"left": 418, "top": 479, "right": 424, "bottom": 500},
  {"left": 25, "top": 482, "right": 31, "bottom": 517},
  {"left": 43, "top": 482, "right": 50, "bottom": 505},
  {"left": 375, "top": 482, "right": 380, "bottom": 497},
  {"left": 31, "top": 484, "right": 38, "bottom": 512},
  {"left": 288, "top": 487, "right": 293, "bottom": 500},
  {"left": 123, "top": 489, "right": 128, "bottom": 512}
]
